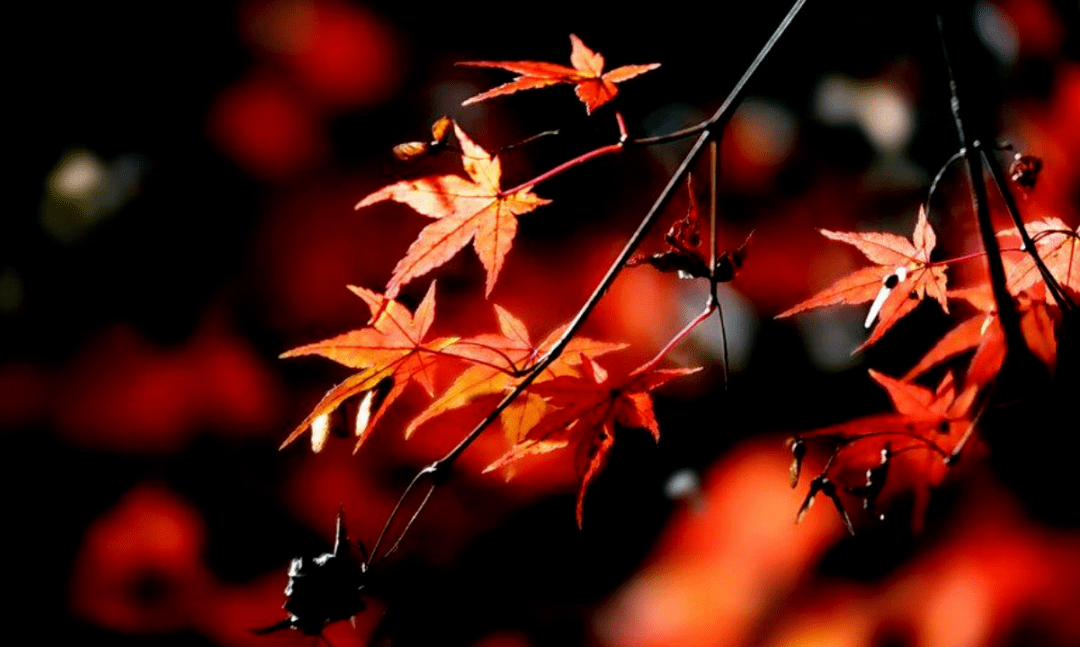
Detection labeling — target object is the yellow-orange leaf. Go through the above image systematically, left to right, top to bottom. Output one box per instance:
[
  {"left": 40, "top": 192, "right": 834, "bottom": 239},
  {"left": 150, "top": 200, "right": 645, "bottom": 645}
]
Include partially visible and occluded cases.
[
  {"left": 357, "top": 123, "right": 550, "bottom": 299},
  {"left": 999, "top": 217, "right": 1079, "bottom": 301},
  {"left": 279, "top": 282, "right": 461, "bottom": 453},
  {"left": 405, "top": 304, "right": 626, "bottom": 440},
  {"left": 485, "top": 357, "right": 700, "bottom": 527}
]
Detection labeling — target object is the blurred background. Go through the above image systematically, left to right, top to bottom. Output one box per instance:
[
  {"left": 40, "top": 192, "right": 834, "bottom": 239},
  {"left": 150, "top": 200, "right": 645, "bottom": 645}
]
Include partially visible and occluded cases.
[{"left": 5, "top": 0, "right": 1080, "bottom": 645}]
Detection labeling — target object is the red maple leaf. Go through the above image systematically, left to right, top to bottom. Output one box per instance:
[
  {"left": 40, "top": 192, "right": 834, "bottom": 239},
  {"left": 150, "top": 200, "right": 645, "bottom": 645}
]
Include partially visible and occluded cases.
[
  {"left": 459, "top": 34, "right": 660, "bottom": 114},
  {"left": 356, "top": 122, "right": 550, "bottom": 299},
  {"left": 777, "top": 206, "right": 949, "bottom": 350},
  {"left": 998, "top": 217, "right": 1079, "bottom": 301},
  {"left": 279, "top": 281, "right": 461, "bottom": 452},
  {"left": 904, "top": 283, "right": 1058, "bottom": 387},
  {"left": 404, "top": 304, "right": 626, "bottom": 444},
  {"left": 485, "top": 356, "right": 700, "bottom": 527},
  {"left": 791, "top": 369, "right": 975, "bottom": 533}
]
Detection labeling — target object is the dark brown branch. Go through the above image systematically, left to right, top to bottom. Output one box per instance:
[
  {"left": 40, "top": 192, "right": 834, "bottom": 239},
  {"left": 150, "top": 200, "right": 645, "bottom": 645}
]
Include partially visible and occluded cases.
[
  {"left": 937, "top": 13, "right": 1030, "bottom": 368},
  {"left": 981, "top": 149, "right": 1075, "bottom": 311}
]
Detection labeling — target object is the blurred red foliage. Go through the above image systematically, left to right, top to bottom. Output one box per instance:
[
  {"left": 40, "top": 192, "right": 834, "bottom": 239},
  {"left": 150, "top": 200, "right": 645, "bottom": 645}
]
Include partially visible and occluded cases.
[
  {"left": 241, "top": 0, "right": 402, "bottom": 112},
  {"left": 7, "top": 1, "right": 1074, "bottom": 646},
  {"left": 208, "top": 73, "right": 327, "bottom": 180},
  {"left": 1, "top": 321, "right": 284, "bottom": 452},
  {"left": 596, "top": 442, "right": 1080, "bottom": 647},
  {"left": 69, "top": 484, "right": 213, "bottom": 634}
]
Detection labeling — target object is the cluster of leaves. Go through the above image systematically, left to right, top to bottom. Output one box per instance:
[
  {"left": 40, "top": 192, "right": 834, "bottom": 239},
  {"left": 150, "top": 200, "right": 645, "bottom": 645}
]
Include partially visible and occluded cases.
[
  {"left": 270, "top": 25, "right": 1080, "bottom": 643},
  {"left": 282, "top": 34, "right": 693, "bottom": 534},
  {"left": 779, "top": 206, "right": 1077, "bottom": 533}
]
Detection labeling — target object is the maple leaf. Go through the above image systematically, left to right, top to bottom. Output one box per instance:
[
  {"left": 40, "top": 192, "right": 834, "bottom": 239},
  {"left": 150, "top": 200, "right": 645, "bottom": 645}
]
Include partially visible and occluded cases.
[
  {"left": 459, "top": 34, "right": 660, "bottom": 114},
  {"left": 357, "top": 123, "right": 551, "bottom": 299},
  {"left": 777, "top": 207, "right": 949, "bottom": 350},
  {"left": 998, "top": 217, "right": 1079, "bottom": 301},
  {"left": 279, "top": 282, "right": 460, "bottom": 453},
  {"left": 904, "top": 284, "right": 1058, "bottom": 385},
  {"left": 404, "top": 304, "right": 626, "bottom": 442},
  {"left": 485, "top": 356, "right": 700, "bottom": 527},
  {"left": 792, "top": 369, "right": 974, "bottom": 533}
]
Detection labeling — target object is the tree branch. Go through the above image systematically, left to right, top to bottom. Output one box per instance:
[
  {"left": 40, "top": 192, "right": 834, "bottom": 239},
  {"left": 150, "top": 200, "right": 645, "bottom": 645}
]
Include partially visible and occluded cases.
[{"left": 368, "top": 0, "right": 811, "bottom": 563}]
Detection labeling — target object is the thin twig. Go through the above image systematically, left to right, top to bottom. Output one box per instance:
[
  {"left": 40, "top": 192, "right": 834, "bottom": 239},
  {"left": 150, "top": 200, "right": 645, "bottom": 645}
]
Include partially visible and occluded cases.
[
  {"left": 937, "top": 13, "right": 1027, "bottom": 362},
  {"left": 499, "top": 130, "right": 561, "bottom": 153},
  {"left": 707, "top": 138, "right": 731, "bottom": 387},
  {"left": 501, "top": 142, "right": 625, "bottom": 196},
  {"left": 925, "top": 149, "right": 965, "bottom": 215},
  {"left": 639, "top": 304, "right": 717, "bottom": 374},
  {"left": 947, "top": 399, "right": 988, "bottom": 466},
  {"left": 369, "top": 464, "right": 439, "bottom": 563}
]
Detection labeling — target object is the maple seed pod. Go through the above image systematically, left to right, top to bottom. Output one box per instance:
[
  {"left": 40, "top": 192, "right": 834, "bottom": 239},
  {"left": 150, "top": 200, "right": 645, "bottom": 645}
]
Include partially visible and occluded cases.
[
  {"left": 429, "top": 115, "right": 452, "bottom": 147},
  {"left": 391, "top": 116, "right": 454, "bottom": 162},
  {"left": 393, "top": 141, "right": 430, "bottom": 162},
  {"left": 1009, "top": 153, "right": 1042, "bottom": 192},
  {"left": 788, "top": 437, "right": 806, "bottom": 488},
  {"left": 860, "top": 445, "right": 891, "bottom": 515},
  {"left": 797, "top": 474, "right": 828, "bottom": 523},
  {"left": 799, "top": 474, "right": 854, "bottom": 534},
  {"left": 819, "top": 477, "right": 855, "bottom": 535},
  {"left": 796, "top": 482, "right": 816, "bottom": 523}
]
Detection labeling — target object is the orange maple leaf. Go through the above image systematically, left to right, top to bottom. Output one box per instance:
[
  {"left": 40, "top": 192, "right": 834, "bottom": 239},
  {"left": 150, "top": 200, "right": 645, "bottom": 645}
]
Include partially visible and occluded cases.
[
  {"left": 459, "top": 34, "right": 660, "bottom": 114},
  {"left": 356, "top": 123, "right": 551, "bottom": 299},
  {"left": 777, "top": 206, "right": 949, "bottom": 350},
  {"left": 998, "top": 217, "right": 1079, "bottom": 301},
  {"left": 279, "top": 282, "right": 461, "bottom": 453},
  {"left": 904, "top": 284, "right": 1057, "bottom": 384},
  {"left": 404, "top": 304, "right": 626, "bottom": 442},
  {"left": 485, "top": 356, "right": 700, "bottom": 527},
  {"left": 792, "top": 369, "right": 974, "bottom": 533}
]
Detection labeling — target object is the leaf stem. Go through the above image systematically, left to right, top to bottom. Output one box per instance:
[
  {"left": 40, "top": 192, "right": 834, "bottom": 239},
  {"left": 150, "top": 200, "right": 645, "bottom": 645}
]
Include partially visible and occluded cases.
[
  {"left": 499, "top": 129, "right": 562, "bottom": 153},
  {"left": 502, "top": 142, "right": 626, "bottom": 196},
  {"left": 927, "top": 249, "right": 995, "bottom": 267},
  {"left": 640, "top": 304, "right": 717, "bottom": 374},
  {"left": 836, "top": 430, "right": 951, "bottom": 459}
]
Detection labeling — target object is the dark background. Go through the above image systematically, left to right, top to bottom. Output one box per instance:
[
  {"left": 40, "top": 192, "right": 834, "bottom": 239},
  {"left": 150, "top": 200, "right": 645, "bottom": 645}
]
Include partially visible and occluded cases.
[{"left": 5, "top": 1, "right": 1080, "bottom": 646}]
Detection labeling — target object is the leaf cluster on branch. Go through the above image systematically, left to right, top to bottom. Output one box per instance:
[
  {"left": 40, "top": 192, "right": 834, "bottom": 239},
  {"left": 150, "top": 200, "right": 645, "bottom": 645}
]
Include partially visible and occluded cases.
[{"left": 261, "top": 14, "right": 1079, "bottom": 643}]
